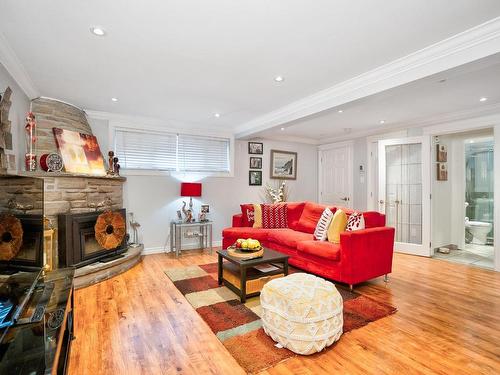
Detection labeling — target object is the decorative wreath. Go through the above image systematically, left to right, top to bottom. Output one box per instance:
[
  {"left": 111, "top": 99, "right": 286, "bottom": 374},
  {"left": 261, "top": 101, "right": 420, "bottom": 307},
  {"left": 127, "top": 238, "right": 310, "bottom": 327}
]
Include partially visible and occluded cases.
[
  {"left": 94, "top": 211, "right": 126, "bottom": 250},
  {"left": 0, "top": 214, "right": 23, "bottom": 261}
]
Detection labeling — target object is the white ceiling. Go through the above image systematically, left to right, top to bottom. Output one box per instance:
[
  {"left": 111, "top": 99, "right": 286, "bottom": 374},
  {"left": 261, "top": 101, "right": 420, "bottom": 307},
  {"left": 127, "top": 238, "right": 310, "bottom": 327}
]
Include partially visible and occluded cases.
[
  {"left": 1, "top": 0, "right": 500, "bottom": 136},
  {"left": 256, "top": 53, "right": 500, "bottom": 143}
]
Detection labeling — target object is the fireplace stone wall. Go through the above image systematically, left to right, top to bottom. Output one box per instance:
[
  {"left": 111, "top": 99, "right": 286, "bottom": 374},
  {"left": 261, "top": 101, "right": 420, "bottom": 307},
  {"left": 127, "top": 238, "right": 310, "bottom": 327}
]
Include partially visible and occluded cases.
[{"left": 31, "top": 98, "right": 93, "bottom": 155}]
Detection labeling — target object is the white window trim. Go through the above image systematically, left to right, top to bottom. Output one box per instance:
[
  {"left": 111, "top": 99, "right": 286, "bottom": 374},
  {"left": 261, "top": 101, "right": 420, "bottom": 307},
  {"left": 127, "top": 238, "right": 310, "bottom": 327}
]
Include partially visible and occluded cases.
[{"left": 109, "top": 120, "right": 235, "bottom": 177}]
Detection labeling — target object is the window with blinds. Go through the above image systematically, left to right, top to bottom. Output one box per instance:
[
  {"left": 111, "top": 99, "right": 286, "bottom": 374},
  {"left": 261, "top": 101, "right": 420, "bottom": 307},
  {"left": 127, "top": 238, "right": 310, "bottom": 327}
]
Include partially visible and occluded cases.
[{"left": 114, "top": 128, "right": 231, "bottom": 173}]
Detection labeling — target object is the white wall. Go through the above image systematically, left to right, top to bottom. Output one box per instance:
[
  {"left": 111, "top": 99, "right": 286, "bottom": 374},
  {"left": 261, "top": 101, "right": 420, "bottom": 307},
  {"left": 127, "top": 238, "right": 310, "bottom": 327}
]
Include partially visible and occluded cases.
[
  {"left": 0, "top": 62, "right": 30, "bottom": 171},
  {"left": 88, "top": 118, "right": 318, "bottom": 252}
]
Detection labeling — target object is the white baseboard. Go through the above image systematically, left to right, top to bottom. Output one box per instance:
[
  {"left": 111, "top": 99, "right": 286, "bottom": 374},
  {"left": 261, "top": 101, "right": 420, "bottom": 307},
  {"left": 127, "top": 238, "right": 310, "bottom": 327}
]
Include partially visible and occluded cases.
[{"left": 142, "top": 240, "right": 222, "bottom": 256}]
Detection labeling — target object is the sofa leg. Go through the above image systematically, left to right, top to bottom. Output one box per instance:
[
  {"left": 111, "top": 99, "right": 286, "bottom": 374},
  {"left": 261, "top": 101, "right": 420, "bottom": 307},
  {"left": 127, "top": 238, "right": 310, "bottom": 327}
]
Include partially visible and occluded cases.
[
  {"left": 384, "top": 274, "right": 389, "bottom": 283},
  {"left": 349, "top": 284, "right": 353, "bottom": 292}
]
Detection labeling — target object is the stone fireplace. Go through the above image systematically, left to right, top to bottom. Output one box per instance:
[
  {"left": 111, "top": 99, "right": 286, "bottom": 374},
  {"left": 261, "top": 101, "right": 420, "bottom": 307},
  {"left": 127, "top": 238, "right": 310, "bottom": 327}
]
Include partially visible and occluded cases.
[{"left": 13, "top": 98, "right": 141, "bottom": 287}]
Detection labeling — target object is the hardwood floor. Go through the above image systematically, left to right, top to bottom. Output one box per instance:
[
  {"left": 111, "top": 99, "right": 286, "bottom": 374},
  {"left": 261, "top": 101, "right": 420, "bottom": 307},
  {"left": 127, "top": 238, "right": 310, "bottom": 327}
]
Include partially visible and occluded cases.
[{"left": 68, "top": 251, "right": 500, "bottom": 375}]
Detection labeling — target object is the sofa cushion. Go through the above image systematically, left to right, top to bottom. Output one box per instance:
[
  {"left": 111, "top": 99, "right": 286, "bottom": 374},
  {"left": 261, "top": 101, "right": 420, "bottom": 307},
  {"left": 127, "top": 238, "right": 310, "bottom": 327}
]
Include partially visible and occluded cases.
[
  {"left": 287, "top": 202, "right": 306, "bottom": 231},
  {"left": 296, "top": 202, "right": 333, "bottom": 234},
  {"left": 262, "top": 203, "right": 288, "bottom": 228},
  {"left": 240, "top": 204, "right": 255, "bottom": 227},
  {"left": 253, "top": 204, "right": 263, "bottom": 228},
  {"left": 314, "top": 208, "right": 334, "bottom": 241},
  {"left": 327, "top": 209, "right": 348, "bottom": 244},
  {"left": 363, "top": 211, "right": 385, "bottom": 228},
  {"left": 346, "top": 212, "right": 365, "bottom": 231},
  {"left": 222, "top": 226, "right": 270, "bottom": 241},
  {"left": 267, "top": 229, "right": 314, "bottom": 249},
  {"left": 297, "top": 240, "right": 341, "bottom": 262}
]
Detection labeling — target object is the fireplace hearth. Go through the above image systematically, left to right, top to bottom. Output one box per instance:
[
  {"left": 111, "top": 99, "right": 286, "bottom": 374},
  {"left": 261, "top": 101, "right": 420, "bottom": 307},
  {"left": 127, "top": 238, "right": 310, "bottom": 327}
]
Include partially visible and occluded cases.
[{"left": 58, "top": 209, "right": 127, "bottom": 268}]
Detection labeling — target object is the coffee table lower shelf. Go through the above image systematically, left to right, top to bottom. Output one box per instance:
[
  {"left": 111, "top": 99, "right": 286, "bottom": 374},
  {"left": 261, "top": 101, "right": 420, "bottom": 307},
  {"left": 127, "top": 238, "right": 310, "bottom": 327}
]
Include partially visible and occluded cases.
[{"left": 219, "top": 261, "right": 287, "bottom": 303}]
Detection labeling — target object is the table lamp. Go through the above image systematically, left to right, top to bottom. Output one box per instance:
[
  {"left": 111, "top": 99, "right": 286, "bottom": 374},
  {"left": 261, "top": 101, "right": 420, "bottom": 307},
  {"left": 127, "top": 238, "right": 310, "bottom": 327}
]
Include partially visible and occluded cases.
[{"left": 180, "top": 182, "right": 202, "bottom": 222}]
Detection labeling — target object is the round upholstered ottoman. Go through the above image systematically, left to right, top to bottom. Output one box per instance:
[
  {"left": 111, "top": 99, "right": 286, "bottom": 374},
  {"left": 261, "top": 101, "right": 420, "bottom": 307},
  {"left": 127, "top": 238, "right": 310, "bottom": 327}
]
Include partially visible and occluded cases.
[{"left": 260, "top": 273, "right": 343, "bottom": 355}]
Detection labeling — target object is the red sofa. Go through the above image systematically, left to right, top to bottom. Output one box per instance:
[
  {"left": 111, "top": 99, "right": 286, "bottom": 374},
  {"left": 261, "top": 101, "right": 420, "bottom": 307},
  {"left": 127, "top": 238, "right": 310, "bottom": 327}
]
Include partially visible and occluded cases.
[{"left": 222, "top": 201, "right": 395, "bottom": 289}]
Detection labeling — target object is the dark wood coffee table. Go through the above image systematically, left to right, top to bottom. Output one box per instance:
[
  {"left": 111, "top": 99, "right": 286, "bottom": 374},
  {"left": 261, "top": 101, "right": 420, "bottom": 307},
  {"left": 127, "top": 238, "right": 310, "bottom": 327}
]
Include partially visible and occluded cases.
[{"left": 217, "top": 247, "right": 289, "bottom": 303}]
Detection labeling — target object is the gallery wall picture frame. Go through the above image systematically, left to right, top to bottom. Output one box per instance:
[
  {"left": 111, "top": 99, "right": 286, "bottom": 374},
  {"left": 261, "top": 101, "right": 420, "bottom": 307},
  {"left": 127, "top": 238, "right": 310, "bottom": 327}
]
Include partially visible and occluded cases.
[
  {"left": 248, "top": 142, "right": 263, "bottom": 154},
  {"left": 437, "top": 144, "right": 447, "bottom": 162},
  {"left": 270, "top": 149, "right": 297, "bottom": 180},
  {"left": 249, "top": 157, "right": 262, "bottom": 169},
  {"left": 437, "top": 162, "right": 448, "bottom": 181},
  {"left": 249, "top": 170, "right": 262, "bottom": 186}
]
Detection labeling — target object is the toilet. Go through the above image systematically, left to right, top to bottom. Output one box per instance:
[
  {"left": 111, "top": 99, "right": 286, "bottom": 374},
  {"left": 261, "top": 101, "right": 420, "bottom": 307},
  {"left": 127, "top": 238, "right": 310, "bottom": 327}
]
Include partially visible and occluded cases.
[{"left": 465, "top": 218, "right": 492, "bottom": 245}]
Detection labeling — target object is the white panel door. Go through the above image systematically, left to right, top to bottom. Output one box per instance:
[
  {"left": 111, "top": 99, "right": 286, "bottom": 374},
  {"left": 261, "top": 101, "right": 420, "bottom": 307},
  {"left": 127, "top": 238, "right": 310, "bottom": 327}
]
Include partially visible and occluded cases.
[
  {"left": 378, "top": 137, "right": 431, "bottom": 256},
  {"left": 319, "top": 143, "right": 353, "bottom": 207}
]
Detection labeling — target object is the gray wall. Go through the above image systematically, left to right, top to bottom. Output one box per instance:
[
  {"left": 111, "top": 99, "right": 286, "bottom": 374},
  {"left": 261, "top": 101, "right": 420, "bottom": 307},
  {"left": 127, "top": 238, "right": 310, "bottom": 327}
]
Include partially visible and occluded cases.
[{"left": 88, "top": 117, "right": 318, "bottom": 251}]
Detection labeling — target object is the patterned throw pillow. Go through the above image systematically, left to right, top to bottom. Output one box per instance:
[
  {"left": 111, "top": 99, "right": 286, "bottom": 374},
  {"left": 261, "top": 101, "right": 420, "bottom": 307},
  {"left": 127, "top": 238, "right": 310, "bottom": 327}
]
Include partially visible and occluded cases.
[
  {"left": 253, "top": 203, "right": 263, "bottom": 228},
  {"left": 261, "top": 203, "right": 288, "bottom": 229},
  {"left": 240, "top": 204, "right": 255, "bottom": 227},
  {"left": 313, "top": 208, "right": 334, "bottom": 241},
  {"left": 346, "top": 212, "right": 365, "bottom": 231}
]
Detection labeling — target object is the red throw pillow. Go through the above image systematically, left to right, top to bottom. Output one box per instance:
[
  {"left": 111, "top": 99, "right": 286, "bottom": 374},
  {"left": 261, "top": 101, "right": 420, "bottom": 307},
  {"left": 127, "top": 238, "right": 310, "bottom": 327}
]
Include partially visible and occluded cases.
[
  {"left": 261, "top": 203, "right": 288, "bottom": 229},
  {"left": 240, "top": 204, "right": 255, "bottom": 227}
]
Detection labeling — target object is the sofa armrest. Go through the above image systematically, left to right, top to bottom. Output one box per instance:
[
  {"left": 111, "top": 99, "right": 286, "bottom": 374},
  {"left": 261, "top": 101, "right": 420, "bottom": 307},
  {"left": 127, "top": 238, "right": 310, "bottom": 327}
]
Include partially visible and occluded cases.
[
  {"left": 232, "top": 214, "right": 243, "bottom": 227},
  {"left": 339, "top": 226, "right": 395, "bottom": 284}
]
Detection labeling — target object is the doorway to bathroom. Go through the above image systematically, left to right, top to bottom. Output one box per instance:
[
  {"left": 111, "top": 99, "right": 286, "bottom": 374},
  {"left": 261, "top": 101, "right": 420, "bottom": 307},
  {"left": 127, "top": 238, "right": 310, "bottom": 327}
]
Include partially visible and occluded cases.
[{"left": 431, "top": 129, "right": 494, "bottom": 270}]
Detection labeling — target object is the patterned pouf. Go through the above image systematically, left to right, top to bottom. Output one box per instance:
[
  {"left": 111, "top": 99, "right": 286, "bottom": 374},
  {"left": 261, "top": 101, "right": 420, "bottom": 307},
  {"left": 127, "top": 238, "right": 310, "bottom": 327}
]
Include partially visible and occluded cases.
[{"left": 260, "top": 273, "right": 343, "bottom": 355}]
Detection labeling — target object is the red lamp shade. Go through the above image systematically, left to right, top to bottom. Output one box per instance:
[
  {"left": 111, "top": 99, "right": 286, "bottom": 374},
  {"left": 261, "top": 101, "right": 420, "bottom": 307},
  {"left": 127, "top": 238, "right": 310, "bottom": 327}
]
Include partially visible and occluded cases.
[{"left": 180, "top": 182, "right": 202, "bottom": 197}]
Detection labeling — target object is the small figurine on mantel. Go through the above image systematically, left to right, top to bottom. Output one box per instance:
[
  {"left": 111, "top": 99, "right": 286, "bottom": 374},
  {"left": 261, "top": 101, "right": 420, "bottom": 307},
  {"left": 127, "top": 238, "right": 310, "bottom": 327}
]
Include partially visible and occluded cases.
[{"left": 107, "top": 151, "right": 121, "bottom": 176}]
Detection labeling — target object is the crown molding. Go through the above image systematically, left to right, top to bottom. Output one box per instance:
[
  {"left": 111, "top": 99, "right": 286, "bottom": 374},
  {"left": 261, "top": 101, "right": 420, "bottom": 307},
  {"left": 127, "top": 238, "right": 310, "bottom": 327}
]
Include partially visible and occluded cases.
[
  {"left": 235, "top": 17, "right": 500, "bottom": 139},
  {"left": 0, "top": 31, "right": 39, "bottom": 99},
  {"left": 317, "top": 101, "right": 500, "bottom": 145}
]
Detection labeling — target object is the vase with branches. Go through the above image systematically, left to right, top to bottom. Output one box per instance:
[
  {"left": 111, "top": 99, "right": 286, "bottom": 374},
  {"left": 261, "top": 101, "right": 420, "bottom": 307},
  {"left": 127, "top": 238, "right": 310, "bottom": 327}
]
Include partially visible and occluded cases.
[{"left": 264, "top": 180, "right": 288, "bottom": 203}]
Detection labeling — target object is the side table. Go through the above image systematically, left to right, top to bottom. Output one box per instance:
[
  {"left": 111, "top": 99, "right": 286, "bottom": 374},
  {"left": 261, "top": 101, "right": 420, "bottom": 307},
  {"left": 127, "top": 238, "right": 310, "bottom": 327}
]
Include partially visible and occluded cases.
[{"left": 170, "top": 221, "right": 213, "bottom": 257}]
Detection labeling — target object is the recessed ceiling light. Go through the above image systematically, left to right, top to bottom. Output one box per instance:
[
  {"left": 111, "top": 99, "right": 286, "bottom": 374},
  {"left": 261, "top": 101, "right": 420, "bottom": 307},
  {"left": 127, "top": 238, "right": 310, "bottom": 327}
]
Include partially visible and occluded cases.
[
  {"left": 90, "top": 27, "right": 106, "bottom": 36},
  {"left": 274, "top": 76, "right": 284, "bottom": 82},
  {"left": 111, "top": 97, "right": 118, "bottom": 102},
  {"left": 479, "top": 97, "right": 488, "bottom": 102},
  {"left": 338, "top": 109, "right": 343, "bottom": 113},
  {"left": 214, "top": 113, "right": 220, "bottom": 118},
  {"left": 380, "top": 120, "right": 385, "bottom": 124},
  {"left": 280, "top": 127, "right": 285, "bottom": 131}
]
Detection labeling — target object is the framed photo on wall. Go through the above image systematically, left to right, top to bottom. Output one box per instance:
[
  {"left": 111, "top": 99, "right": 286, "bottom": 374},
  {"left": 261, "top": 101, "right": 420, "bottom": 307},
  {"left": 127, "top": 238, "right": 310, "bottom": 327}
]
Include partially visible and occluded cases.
[
  {"left": 248, "top": 142, "right": 263, "bottom": 154},
  {"left": 436, "top": 144, "right": 447, "bottom": 162},
  {"left": 270, "top": 150, "right": 297, "bottom": 180},
  {"left": 249, "top": 157, "right": 262, "bottom": 169},
  {"left": 437, "top": 162, "right": 448, "bottom": 181},
  {"left": 249, "top": 170, "right": 262, "bottom": 186}
]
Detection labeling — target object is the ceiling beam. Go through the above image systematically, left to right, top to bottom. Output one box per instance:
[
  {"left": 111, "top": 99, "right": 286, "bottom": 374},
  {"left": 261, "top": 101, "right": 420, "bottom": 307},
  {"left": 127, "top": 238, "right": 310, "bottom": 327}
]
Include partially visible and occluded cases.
[{"left": 235, "top": 17, "right": 500, "bottom": 139}]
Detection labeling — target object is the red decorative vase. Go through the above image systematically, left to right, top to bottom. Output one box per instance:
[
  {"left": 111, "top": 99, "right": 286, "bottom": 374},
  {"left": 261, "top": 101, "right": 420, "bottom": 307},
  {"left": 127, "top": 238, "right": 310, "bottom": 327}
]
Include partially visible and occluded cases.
[{"left": 25, "top": 153, "right": 37, "bottom": 172}]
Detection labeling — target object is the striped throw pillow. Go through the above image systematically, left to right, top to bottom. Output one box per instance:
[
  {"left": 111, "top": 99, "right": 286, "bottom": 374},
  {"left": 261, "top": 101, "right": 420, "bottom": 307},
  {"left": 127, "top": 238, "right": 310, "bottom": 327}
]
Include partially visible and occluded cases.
[
  {"left": 261, "top": 203, "right": 288, "bottom": 228},
  {"left": 314, "top": 208, "right": 334, "bottom": 241}
]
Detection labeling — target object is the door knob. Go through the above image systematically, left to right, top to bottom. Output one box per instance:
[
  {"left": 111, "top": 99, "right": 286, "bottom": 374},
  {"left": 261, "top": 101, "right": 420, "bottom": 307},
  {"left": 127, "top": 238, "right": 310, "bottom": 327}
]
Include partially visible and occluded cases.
[
  {"left": 340, "top": 197, "right": 348, "bottom": 201},
  {"left": 379, "top": 200, "right": 384, "bottom": 204}
]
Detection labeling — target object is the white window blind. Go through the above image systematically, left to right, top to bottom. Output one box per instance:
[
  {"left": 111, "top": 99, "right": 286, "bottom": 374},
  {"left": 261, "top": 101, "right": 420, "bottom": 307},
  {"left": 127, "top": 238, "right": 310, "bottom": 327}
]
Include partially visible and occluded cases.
[
  {"left": 114, "top": 128, "right": 231, "bottom": 173},
  {"left": 115, "top": 129, "right": 177, "bottom": 170},
  {"left": 178, "top": 134, "right": 230, "bottom": 172}
]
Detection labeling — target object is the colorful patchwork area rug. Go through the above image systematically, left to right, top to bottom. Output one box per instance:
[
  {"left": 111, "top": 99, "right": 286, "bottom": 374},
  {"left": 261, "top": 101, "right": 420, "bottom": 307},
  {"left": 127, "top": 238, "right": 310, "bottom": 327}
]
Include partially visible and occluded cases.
[{"left": 165, "top": 263, "right": 396, "bottom": 374}]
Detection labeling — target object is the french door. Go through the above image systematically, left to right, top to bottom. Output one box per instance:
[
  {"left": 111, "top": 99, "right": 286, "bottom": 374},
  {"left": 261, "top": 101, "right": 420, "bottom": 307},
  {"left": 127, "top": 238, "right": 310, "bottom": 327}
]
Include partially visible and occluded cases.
[{"left": 378, "top": 137, "right": 431, "bottom": 256}]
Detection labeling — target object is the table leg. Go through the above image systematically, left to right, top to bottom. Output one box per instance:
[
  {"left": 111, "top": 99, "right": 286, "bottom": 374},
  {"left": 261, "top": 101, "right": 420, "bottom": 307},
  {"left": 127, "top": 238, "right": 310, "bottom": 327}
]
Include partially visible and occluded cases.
[
  {"left": 170, "top": 222, "right": 173, "bottom": 255},
  {"left": 209, "top": 224, "right": 213, "bottom": 255},
  {"left": 177, "top": 226, "right": 181, "bottom": 258},
  {"left": 218, "top": 254, "right": 223, "bottom": 285},
  {"left": 240, "top": 266, "right": 247, "bottom": 303}
]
